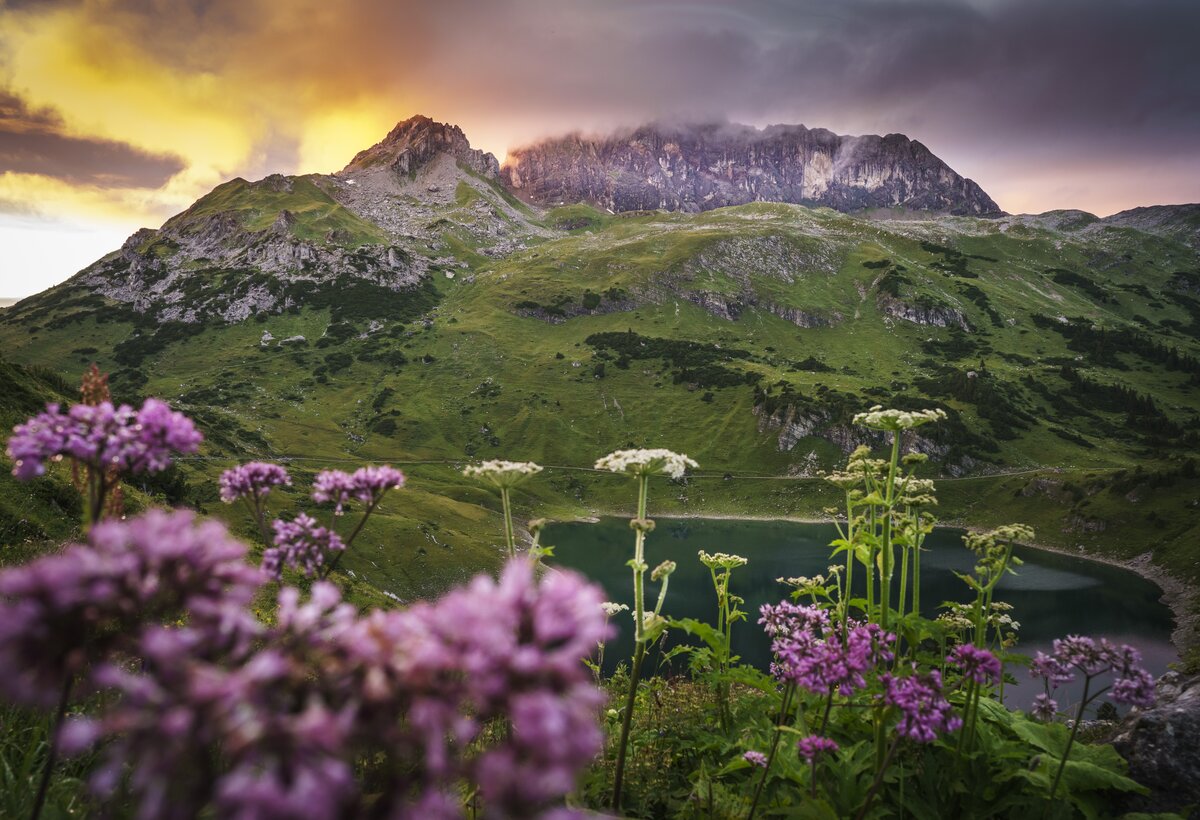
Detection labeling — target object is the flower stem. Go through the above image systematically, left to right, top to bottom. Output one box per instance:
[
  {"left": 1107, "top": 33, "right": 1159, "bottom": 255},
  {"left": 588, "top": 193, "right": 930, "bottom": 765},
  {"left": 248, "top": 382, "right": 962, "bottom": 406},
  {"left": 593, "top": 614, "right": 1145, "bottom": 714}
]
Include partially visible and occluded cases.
[
  {"left": 880, "top": 433, "right": 900, "bottom": 631},
  {"left": 613, "top": 474, "right": 652, "bottom": 813},
  {"left": 500, "top": 487, "right": 516, "bottom": 558},
  {"left": 322, "top": 495, "right": 382, "bottom": 579},
  {"left": 612, "top": 641, "right": 647, "bottom": 812},
  {"left": 31, "top": 675, "right": 73, "bottom": 820},
  {"left": 1049, "top": 676, "right": 1091, "bottom": 803},
  {"left": 747, "top": 682, "right": 795, "bottom": 820},
  {"left": 855, "top": 735, "right": 902, "bottom": 820}
]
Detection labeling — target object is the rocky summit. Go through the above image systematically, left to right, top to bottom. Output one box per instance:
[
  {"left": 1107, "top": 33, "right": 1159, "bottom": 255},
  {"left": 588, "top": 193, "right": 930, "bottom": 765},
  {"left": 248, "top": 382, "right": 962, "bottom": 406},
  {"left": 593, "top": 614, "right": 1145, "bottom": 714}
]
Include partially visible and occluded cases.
[
  {"left": 341, "top": 114, "right": 500, "bottom": 179},
  {"left": 501, "top": 121, "right": 1001, "bottom": 216}
]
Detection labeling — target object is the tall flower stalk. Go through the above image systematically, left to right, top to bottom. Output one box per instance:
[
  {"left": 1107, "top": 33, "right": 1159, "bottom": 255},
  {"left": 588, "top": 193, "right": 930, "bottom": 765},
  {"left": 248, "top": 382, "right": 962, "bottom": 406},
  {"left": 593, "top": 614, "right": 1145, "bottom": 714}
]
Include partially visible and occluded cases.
[
  {"left": 4, "top": 388, "right": 202, "bottom": 820},
  {"left": 848, "top": 406, "right": 945, "bottom": 632},
  {"left": 595, "top": 448, "right": 697, "bottom": 812},
  {"left": 463, "top": 460, "right": 544, "bottom": 558},
  {"left": 219, "top": 461, "right": 292, "bottom": 546},
  {"left": 699, "top": 550, "right": 748, "bottom": 732},
  {"left": 1030, "top": 636, "right": 1155, "bottom": 802}
]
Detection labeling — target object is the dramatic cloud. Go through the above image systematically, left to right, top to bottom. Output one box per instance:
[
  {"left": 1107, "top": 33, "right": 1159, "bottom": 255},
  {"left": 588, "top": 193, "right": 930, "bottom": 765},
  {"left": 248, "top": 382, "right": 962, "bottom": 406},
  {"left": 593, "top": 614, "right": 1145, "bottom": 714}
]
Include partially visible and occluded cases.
[
  {"left": 0, "top": 0, "right": 1197, "bottom": 295},
  {"left": 0, "top": 91, "right": 184, "bottom": 186}
]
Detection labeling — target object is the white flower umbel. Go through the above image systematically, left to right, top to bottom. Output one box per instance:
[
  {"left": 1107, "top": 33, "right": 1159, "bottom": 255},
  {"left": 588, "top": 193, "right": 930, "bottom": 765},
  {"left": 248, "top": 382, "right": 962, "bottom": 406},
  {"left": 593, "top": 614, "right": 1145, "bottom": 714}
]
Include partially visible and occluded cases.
[
  {"left": 852, "top": 405, "right": 947, "bottom": 432},
  {"left": 594, "top": 448, "right": 698, "bottom": 480},
  {"left": 462, "top": 460, "right": 544, "bottom": 558},
  {"left": 462, "top": 460, "right": 543, "bottom": 489},
  {"left": 698, "top": 550, "right": 748, "bottom": 570},
  {"left": 601, "top": 602, "right": 630, "bottom": 618}
]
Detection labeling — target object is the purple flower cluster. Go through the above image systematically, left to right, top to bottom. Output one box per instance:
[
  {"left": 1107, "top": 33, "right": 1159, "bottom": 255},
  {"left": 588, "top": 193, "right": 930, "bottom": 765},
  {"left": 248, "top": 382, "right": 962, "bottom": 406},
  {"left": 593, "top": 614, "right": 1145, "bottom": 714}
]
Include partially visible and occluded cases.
[
  {"left": 6, "top": 399, "right": 201, "bottom": 481},
  {"left": 219, "top": 462, "right": 292, "bottom": 503},
  {"left": 311, "top": 465, "right": 405, "bottom": 514},
  {"left": 0, "top": 510, "right": 261, "bottom": 707},
  {"left": 264, "top": 514, "right": 346, "bottom": 578},
  {"left": 18, "top": 516, "right": 609, "bottom": 820},
  {"left": 382, "top": 560, "right": 609, "bottom": 817},
  {"left": 62, "top": 585, "right": 350, "bottom": 820},
  {"left": 759, "top": 602, "right": 894, "bottom": 696},
  {"left": 1029, "top": 635, "right": 1156, "bottom": 719},
  {"left": 948, "top": 644, "right": 1002, "bottom": 685},
  {"left": 880, "top": 670, "right": 962, "bottom": 743},
  {"left": 1031, "top": 693, "right": 1058, "bottom": 722},
  {"left": 796, "top": 735, "right": 839, "bottom": 764},
  {"left": 743, "top": 750, "right": 768, "bottom": 767}
]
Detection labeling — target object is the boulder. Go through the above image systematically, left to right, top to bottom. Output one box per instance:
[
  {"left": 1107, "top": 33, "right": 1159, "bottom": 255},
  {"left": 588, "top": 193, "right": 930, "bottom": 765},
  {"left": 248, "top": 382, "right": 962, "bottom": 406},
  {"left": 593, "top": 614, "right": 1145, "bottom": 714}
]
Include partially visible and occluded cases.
[{"left": 1111, "top": 672, "right": 1200, "bottom": 813}]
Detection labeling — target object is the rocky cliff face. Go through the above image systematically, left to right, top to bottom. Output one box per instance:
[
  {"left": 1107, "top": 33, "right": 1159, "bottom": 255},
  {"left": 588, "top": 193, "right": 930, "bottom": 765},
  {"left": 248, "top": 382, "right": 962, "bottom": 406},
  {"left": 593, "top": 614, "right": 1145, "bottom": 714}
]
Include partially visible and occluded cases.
[{"left": 501, "top": 122, "right": 1001, "bottom": 216}]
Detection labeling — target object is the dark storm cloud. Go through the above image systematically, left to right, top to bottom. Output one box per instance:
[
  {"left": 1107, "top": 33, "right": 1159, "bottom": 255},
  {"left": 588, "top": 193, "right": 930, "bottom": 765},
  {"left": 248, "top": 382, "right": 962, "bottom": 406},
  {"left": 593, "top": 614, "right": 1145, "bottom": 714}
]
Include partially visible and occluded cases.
[
  {"left": 3, "top": 0, "right": 1197, "bottom": 212},
  {"left": 433, "top": 0, "right": 1200, "bottom": 149},
  {"left": 0, "top": 90, "right": 185, "bottom": 188}
]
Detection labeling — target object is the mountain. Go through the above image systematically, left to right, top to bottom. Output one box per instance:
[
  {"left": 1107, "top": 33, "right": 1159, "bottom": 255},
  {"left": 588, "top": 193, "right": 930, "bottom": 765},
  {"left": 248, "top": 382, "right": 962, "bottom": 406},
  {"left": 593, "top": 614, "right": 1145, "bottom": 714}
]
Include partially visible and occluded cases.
[
  {"left": 54, "top": 116, "right": 541, "bottom": 325},
  {"left": 2, "top": 117, "right": 1199, "bottom": 611},
  {"left": 501, "top": 121, "right": 1001, "bottom": 216},
  {"left": 1100, "top": 204, "right": 1200, "bottom": 251}
]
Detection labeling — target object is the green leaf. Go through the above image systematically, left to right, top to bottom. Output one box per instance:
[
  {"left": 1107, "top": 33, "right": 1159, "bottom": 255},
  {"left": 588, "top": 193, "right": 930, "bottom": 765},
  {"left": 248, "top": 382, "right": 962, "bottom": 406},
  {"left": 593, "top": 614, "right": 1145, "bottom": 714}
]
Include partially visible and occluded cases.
[
  {"left": 669, "top": 617, "right": 728, "bottom": 654},
  {"left": 1008, "top": 714, "right": 1069, "bottom": 756},
  {"left": 1059, "top": 759, "right": 1147, "bottom": 795}
]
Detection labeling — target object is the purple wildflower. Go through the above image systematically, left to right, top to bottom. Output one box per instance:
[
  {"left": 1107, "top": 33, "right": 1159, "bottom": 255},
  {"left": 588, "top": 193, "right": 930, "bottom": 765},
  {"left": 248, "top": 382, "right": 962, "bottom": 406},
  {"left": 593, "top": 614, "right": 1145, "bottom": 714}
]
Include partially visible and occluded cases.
[
  {"left": 5, "top": 398, "right": 201, "bottom": 481},
  {"left": 131, "top": 399, "right": 204, "bottom": 472},
  {"left": 219, "top": 462, "right": 291, "bottom": 503},
  {"left": 311, "top": 465, "right": 404, "bottom": 515},
  {"left": 350, "top": 465, "right": 406, "bottom": 499},
  {"left": 311, "top": 470, "right": 357, "bottom": 514},
  {"left": 0, "top": 510, "right": 261, "bottom": 706},
  {"left": 264, "top": 514, "right": 345, "bottom": 578},
  {"left": 57, "top": 558, "right": 608, "bottom": 819},
  {"left": 758, "top": 600, "right": 829, "bottom": 638},
  {"left": 760, "top": 601, "right": 893, "bottom": 697},
  {"left": 1030, "top": 635, "right": 1156, "bottom": 709},
  {"left": 948, "top": 644, "right": 1002, "bottom": 685},
  {"left": 1112, "top": 668, "right": 1155, "bottom": 708},
  {"left": 881, "top": 670, "right": 962, "bottom": 743},
  {"left": 1031, "top": 693, "right": 1058, "bottom": 722},
  {"left": 796, "top": 735, "right": 839, "bottom": 764},
  {"left": 743, "top": 750, "right": 768, "bottom": 767}
]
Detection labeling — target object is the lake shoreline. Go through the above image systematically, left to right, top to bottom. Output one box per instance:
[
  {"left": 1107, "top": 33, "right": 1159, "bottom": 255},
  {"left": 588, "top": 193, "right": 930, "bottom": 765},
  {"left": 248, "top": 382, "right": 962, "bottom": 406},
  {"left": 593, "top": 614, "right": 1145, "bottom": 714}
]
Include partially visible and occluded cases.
[{"left": 560, "top": 510, "right": 1198, "bottom": 661}]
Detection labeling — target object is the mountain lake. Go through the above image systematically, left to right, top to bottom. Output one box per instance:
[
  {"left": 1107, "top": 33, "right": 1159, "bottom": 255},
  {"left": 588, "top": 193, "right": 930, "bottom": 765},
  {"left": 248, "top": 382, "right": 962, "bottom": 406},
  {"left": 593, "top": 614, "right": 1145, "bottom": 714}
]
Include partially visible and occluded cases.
[{"left": 548, "top": 517, "right": 1177, "bottom": 713}]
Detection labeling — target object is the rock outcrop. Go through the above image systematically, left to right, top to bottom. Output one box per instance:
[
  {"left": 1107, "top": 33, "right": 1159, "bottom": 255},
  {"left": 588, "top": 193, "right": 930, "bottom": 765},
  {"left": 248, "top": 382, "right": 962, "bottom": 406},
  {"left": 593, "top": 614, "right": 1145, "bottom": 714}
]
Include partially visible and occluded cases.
[
  {"left": 342, "top": 115, "right": 499, "bottom": 179},
  {"left": 502, "top": 121, "right": 1001, "bottom": 216},
  {"left": 1112, "top": 672, "right": 1200, "bottom": 814}
]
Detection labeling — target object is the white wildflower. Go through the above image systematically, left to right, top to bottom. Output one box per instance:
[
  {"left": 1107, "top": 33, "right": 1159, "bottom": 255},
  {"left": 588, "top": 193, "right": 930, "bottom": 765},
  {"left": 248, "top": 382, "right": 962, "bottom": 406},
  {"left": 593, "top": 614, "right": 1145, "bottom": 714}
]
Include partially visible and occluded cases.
[
  {"left": 852, "top": 405, "right": 947, "bottom": 432},
  {"left": 594, "top": 448, "right": 698, "bottom": 479},
  {"left": 462, "top": 459, "right": 543, "bottom": 489},
  {"left": 698, "top": 550, "right": 748, "bottom": 570},
  {"left": 777, "top": 574, "right": 825, "bottom": 588},
  {"left": 601, "top": 602, "right": 630, "bottom": 617}
]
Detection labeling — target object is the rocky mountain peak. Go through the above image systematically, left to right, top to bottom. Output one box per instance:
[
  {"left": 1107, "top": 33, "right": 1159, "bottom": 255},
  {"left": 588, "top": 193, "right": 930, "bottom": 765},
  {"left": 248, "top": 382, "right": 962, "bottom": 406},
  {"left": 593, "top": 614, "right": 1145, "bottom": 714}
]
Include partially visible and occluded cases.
[
  {"left": 341, "top": 114, "right": 500, "bottom": 179},
  {"left": 501, "top": 120, "right": 1001, "bottom": 217}
]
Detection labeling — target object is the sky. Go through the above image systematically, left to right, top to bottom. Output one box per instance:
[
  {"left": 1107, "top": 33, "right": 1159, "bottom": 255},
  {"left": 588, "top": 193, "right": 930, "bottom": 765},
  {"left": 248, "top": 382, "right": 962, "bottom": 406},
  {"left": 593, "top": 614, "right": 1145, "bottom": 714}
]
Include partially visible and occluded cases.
[{"left": 1, "top": 0, "right": 1198, "bottom": 299}]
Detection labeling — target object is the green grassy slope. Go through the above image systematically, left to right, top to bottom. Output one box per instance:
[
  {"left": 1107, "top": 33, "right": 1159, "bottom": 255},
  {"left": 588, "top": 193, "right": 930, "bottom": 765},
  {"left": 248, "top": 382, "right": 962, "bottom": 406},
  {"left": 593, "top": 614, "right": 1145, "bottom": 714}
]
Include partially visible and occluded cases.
[{"left": 2, "top": 202, "right": 1198, "bottom": 629}]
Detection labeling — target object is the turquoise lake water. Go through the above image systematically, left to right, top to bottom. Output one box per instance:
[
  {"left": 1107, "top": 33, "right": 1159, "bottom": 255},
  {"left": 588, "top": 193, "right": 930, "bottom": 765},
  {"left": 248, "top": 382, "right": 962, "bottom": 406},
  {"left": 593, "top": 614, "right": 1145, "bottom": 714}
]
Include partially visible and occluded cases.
[{"left": 547, "top": 518, "right": 1177, "bottom": 712}]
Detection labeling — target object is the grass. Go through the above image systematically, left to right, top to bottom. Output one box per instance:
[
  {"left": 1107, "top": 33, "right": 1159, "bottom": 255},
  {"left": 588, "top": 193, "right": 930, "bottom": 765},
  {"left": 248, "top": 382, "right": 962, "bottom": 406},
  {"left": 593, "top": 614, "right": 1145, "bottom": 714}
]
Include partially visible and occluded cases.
[{"left": 164, "top": 175, "right": 387, "bottom": 247}]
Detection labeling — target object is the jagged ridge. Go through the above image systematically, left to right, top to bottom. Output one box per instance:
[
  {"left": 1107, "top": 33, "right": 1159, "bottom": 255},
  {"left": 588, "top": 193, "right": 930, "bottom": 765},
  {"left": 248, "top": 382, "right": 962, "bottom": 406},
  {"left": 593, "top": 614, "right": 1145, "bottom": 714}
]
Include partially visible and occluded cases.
[{"left": 501, "top": 121, "right": 1001, "bottom": 216}]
